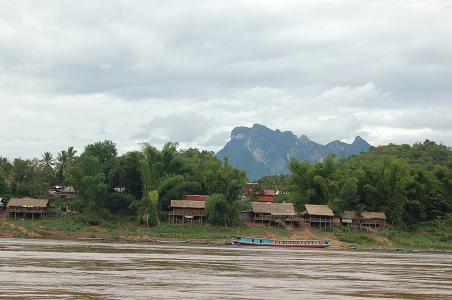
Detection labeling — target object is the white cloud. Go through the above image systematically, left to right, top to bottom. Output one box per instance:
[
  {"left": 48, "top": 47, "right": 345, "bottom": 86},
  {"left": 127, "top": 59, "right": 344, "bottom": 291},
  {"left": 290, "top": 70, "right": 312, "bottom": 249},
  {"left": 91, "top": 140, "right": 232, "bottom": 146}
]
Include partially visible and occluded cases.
[{"left": 0, "top": 1, "right": 451, "bottom": 158}]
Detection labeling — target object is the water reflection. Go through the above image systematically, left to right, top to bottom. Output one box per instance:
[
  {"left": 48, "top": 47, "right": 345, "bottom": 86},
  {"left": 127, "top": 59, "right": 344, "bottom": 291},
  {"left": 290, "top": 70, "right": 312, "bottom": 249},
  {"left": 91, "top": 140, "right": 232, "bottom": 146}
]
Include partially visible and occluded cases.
[{"left": 0, "top": 239, "right": 451, "bottom": 299}]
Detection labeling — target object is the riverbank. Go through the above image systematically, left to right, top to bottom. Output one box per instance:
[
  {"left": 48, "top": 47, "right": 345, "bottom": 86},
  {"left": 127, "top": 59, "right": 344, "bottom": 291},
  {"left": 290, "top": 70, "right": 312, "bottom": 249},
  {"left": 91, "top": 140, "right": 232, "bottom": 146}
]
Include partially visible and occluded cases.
[{"left": 0, "top": 215, "right": 451, "bottom": 251}]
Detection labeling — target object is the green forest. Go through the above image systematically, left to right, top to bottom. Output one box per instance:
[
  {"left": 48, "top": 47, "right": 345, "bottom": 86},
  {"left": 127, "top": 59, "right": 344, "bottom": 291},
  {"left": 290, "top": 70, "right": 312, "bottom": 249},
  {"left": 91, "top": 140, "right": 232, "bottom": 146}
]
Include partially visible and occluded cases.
[
  {"left": 1, "top": 139, "right": 451, "bottom": 231},
  {"left": 261, "top": 140, "right": 452, "bottom": 229},
  {"left": 0, "top": 141, "right": 246, "bottom": 227}
]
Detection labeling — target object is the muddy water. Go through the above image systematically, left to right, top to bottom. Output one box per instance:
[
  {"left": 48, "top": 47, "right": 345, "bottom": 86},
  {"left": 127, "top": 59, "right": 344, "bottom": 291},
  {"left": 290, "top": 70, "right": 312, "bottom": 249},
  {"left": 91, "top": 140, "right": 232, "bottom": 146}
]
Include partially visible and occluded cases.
[{"left": 0, "top": 239, "right": 451, "bottom": 299}]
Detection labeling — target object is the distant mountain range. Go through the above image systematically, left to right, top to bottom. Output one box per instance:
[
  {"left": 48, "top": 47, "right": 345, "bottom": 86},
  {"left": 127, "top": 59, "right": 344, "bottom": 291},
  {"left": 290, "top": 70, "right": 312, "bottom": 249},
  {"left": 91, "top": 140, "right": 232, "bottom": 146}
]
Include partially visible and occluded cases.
[{"left": 216, "top": 124, "right": 371, "bottom": 180}]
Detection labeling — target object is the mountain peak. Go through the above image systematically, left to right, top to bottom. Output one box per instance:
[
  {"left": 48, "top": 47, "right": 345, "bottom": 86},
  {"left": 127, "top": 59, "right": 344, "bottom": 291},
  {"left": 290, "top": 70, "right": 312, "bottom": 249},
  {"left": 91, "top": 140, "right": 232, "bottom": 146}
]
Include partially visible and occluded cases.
[
  {"left": 252, "top": 123, "right": 268, "bottom": 130},
  {"left": 217, "top": 125, "right": 371, "bottom": 180},
  {"left": 299, "top": 134, "right": 310, "bottom": 141},
  {"left": 353, "top": 136, "right": 371, "bottom": 146}
]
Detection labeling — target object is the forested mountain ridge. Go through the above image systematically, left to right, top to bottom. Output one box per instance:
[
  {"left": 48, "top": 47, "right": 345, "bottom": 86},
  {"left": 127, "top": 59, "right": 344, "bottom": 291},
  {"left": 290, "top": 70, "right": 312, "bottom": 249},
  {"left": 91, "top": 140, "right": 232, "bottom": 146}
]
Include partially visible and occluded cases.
[{"left": 216, "top": 123, "right": 371, "bottom": 180}]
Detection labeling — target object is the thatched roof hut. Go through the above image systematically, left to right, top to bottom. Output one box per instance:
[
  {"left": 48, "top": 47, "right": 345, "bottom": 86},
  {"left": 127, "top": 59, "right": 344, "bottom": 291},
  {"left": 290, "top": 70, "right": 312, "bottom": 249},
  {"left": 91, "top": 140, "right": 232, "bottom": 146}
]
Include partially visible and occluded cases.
[
  {"left": 6, "top": 197, "right": 49, "bottom": 220},
  {"left": 7, "top": 198, "right": 49, "bottom": 209},
  {"left": 169, "top": 199, "right": 206, "bottom": 224},
  {"left": 170, "top": 200, "right": 205, "bottom": 209},
  {"left": 251, "top": 202, "right": 295, "bottom": 216},
  {"left": 301, "top": 204, "right": 334, "bottom": 230},
  {"left": 303, "top": 204, "right": 334, "bottom": 217},
  {"left": 340, "top": 210, "right": 357, "bottom": 225},
  {"left": 341, "top": 210, "right": 357, "bottom": 220},
  {"left": 359, "top": 211, "right": 387, "bottom": 230},
  {"left": 361, "top": 212, "right": 386, "bottom": 220}
]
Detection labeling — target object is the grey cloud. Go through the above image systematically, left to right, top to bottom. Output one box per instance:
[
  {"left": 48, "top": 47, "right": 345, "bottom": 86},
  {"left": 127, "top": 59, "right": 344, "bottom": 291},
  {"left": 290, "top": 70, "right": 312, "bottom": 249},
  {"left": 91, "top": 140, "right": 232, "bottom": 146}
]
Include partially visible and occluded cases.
[
  {"left": 1, "top": 1, "right": 451, "bottom": 158},
  {"left": 138, "top": 112, "right": 214, "bottom": 144}
]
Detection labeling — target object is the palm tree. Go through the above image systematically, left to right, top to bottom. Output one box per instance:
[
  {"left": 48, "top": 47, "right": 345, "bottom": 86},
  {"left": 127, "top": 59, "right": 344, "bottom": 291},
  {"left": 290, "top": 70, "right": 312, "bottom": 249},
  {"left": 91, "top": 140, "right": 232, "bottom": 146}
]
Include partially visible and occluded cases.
[
  {"left": 66, "top": 146, "right": 77, "bottom": 164},
  {"left": 56, "top": 147, "right": 77, "bottom": 184},
  {"left": 41, "top": 152, "right": 54, "bottom": 169}
]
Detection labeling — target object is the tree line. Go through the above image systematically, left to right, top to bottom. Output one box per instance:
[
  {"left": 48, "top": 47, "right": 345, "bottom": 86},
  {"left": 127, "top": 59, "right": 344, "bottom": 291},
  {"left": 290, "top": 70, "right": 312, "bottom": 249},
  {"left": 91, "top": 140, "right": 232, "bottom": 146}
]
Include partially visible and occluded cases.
[
  {"left": 1, "top": 139, "right": 451, "bottom": 229},
  {"left": 260, "top": 140, "right": 452, "bottom": 228},
  {"left": 0, "top": 141, "right": 246, "bottom": 226}
]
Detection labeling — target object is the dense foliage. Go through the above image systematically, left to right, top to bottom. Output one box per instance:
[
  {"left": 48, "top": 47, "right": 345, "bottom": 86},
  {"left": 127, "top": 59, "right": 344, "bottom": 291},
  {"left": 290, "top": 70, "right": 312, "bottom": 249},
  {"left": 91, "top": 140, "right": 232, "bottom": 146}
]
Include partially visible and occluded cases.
[
  {"left": 1, "top": 139, "right": 450, "bottom": 230},
  {"left": 258, "top": 140, "right": 451, "bottom": 228},
  {"left": 0, "top": 141, "right": 246, "bottom": 226}
]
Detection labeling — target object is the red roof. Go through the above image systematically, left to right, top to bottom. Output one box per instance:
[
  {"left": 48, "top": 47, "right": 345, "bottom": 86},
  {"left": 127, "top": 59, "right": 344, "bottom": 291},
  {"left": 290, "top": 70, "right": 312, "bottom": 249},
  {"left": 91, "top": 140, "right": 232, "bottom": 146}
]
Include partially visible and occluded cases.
[
  {"left": 183, "top": 195, "right": 209, "bottom": 201},
  {"left": 255, "top": 196, "right": 274, "bottom": 202}
]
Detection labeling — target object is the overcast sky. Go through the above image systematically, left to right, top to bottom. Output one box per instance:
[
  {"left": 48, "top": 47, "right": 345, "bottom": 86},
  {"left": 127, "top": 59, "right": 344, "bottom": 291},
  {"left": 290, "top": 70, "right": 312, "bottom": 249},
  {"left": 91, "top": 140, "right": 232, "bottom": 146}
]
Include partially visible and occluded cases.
[{"left": 1, "top": 0, "right": 451, "bottom": 159}]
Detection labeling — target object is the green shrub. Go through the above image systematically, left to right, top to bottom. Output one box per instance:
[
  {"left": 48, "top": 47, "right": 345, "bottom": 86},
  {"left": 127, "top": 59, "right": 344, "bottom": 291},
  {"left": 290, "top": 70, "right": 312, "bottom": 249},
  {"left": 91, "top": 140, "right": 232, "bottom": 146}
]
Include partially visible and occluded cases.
[{"left": 206, "top": 194, "right": 238, "bottom": 226}]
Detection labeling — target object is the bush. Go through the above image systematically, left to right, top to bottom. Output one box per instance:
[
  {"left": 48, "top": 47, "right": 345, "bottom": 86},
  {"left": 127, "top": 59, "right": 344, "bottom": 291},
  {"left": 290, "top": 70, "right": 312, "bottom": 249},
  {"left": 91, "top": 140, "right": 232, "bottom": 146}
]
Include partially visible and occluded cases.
[
  {"left": 105, "top": 192, "right": 134, "bottom": 214},
  {"left": 206, "top": 193, "right": 239, "bottom": 226},
  {"left": 77, "top": 209, "right": 112, "bottom": 225},
  {"left": 335, "top": 227, "right": 376, "bottom": 245}
]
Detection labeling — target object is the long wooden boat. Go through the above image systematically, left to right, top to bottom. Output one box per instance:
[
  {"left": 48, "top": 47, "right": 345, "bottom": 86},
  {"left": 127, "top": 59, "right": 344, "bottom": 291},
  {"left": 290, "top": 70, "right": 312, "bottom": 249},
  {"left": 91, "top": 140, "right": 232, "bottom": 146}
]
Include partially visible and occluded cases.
[{"left": 231, "top": 236, "right": 332, "bottom": 248}]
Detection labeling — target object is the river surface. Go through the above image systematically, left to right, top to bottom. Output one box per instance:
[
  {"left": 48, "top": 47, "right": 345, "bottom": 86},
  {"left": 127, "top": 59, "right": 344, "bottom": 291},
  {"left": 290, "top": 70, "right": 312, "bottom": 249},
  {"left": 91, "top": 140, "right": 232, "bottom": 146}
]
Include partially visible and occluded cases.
[{"left": 0, "top": 238, "right": 451, "bottom": 299}]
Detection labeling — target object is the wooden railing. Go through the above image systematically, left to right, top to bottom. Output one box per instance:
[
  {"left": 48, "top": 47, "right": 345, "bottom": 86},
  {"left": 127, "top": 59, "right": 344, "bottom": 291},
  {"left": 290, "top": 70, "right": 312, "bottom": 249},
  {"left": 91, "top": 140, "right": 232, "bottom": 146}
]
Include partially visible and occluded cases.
[
  {"left": 6, "top": 209, "right": 47, "bottom": 214},
  {"left": 308, "top": 216, "right": 333, "bottom": 222}
]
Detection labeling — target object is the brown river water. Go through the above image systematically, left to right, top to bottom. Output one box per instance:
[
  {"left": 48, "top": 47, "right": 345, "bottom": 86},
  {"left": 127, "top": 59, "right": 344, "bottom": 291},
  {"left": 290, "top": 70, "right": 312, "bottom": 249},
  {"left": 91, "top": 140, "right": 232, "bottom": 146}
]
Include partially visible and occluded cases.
[{"left": 0, "top": 238, "right": 451, "bottom": 299}]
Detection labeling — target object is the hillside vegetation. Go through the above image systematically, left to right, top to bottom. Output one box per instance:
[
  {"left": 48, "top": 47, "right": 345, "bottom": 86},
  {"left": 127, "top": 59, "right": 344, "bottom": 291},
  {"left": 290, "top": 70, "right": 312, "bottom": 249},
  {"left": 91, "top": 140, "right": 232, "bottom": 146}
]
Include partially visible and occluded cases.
[
  {"left": 1, "top": 139, "right": 451, "bottom": 238},
  {"left": 260, "top": 140, "right": 452, "bottom": 229}
]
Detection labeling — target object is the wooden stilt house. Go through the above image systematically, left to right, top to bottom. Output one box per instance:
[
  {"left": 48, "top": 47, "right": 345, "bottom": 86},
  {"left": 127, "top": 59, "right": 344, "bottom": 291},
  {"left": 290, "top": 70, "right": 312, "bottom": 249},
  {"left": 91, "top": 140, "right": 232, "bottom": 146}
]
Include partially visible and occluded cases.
[
  {"left": 6, "top": 198, "right": 49, "bottom": 220},
  {"left": 169, "top": 199, "right": 206, "bottom": 224},
  {"left": 251, "top": 202, "right": 298, "bottom": 228},
  {"left": 301, "top": 204, "right": 334, "bottom": 230},
  {"left": 340, "top": 211, "right": 357, "bottom": 227},
  {"left": 359, "top": 212, "right": 387, "bottom": 231}
]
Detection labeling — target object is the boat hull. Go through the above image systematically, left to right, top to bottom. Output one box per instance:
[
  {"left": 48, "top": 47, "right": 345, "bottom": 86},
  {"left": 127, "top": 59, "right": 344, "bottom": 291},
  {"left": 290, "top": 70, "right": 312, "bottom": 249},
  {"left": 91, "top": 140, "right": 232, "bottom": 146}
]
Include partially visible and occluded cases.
[
  {"left": 231, "top": 237, "right": 332, "bottom": 248},
  {"left": 232, "top": 241, "right": 330, "bottom": 248}
]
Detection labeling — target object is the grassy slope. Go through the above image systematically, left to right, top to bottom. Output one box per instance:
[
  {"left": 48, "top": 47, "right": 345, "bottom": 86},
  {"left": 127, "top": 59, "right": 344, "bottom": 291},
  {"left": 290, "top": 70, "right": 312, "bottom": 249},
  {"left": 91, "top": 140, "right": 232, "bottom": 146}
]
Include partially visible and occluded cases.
[{"left": 334, "top": 216, "right": 452, "bottom": 250}]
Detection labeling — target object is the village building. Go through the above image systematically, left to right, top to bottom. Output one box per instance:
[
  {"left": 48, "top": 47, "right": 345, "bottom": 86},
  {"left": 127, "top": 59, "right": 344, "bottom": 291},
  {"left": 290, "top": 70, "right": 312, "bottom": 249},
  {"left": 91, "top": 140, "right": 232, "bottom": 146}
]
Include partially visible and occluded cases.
[
  {"left": 242, "top": 183, "right": 278, "bottom": 202},
  {"left": 48, "top": 186, "right": 77, "bottom": 200},
  {"left": 61, "top": 186, "right": 77, "bottom": 200},
  {"left": 255, "top": 189, "right": 277, "bottom": 202},
  {"left": 6, "top": 197, "right": 49, "bottom": 220},
  {"left": 168, "top": 199, "right": 206, "bottom": 224},
  {"left": 250, "top": 202, "right": 299, "bottom": 228},
  {"left": 301, "top": 204, "right": 334, "bottom": 230},
  {"left": 340, "top": 210, "right": 357, "bottom": 227},
  {"left": 359, "top": 211, "right": 387, "bottom": 231}
]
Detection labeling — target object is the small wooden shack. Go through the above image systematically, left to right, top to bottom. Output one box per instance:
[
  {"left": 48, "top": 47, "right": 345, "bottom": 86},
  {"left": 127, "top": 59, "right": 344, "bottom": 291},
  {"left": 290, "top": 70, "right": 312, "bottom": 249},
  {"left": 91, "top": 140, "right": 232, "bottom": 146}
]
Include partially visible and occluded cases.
[
  {"left": 48, "top": 186, "right": 77, "bottom": 200},
  {"left": 6, "top": 198, "right": 49, "bottom": 220},
  {"left": 169, "top": 199, "right": 206, "bottom": 224},
  {"left": 251, "top": 202, "right": 298, "bottom": 227},
  {"left": 302, "top": 204, "right": 334, "bottom": 230},
  {"left": 340, "top": 210, "right": 357, "bottom": 227},
  {"left": 360, "top": 211, "right": 387, "bottom": 231}
]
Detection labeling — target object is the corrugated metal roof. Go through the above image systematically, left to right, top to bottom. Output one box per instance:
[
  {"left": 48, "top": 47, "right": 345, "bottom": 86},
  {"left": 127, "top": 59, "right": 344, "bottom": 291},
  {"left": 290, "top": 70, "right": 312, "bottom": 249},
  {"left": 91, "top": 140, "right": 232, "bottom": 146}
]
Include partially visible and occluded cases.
[
  {"left": 7, "top": 198, "right": 49, "bottom": 208},
  {"left": 170, "top": 200, "right": 205, "bottom": 209},
  {"left": 251, "top": 202, "right": 295, "bottom": 216},
  {"left": 304, "top": 204, "right": 334, "bottom": 217}
]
